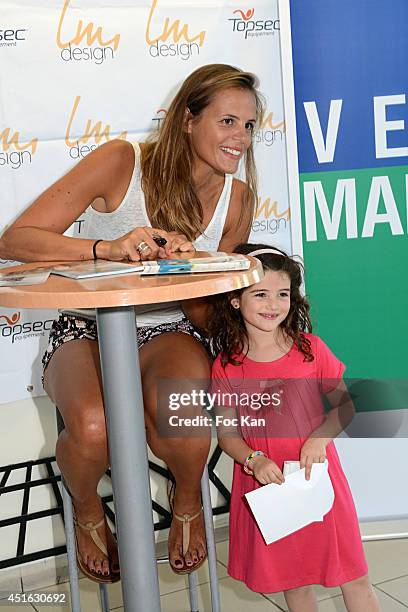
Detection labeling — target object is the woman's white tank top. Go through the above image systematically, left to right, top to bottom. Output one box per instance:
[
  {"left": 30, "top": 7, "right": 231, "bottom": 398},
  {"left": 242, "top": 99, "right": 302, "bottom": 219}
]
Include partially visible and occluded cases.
[{"left": 77, "top": 142, "right": 233, "bottom": 327}]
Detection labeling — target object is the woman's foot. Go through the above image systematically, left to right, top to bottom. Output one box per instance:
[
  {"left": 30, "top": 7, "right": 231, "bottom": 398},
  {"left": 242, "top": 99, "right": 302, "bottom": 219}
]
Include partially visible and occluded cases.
[
  {"left": 168, "top": 490, "right": 207, "bottom": 573},
  {"left": 73, "top": 495, "right": 120, "bottom": 580}
]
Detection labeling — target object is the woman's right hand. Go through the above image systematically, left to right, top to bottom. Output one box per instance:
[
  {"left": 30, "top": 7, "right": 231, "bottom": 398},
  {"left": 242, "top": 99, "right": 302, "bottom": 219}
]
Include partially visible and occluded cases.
[
  {"left": 98, "top": 227, "right": 172, "bottom": 261},
  {"left": 250, "top": 456, "right": 285, "bottom": 486}
]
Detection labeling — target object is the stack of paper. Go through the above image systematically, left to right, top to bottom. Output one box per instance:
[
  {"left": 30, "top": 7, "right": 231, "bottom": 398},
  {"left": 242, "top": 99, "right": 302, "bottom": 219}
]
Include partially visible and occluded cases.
[
  {"left": 50, "top": 253, "right": 250, "bottom": 279},
  {"left": 140, "top": 254, "right": 250, "bottom": 275},
  {"left": 245, "top": 461, "right": 334, "bottom": 544}
]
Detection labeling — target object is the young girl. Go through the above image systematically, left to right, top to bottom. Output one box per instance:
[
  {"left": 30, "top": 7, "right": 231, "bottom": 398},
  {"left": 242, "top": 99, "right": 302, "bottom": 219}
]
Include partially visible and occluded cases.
[{"left": 209, "top": 244, "right": 379, "bottom": 612}]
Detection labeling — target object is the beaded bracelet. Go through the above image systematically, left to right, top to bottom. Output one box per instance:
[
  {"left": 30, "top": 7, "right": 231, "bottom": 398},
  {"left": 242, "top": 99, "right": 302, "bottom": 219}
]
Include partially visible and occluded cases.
[{"left": 243, "top": 450, "right": 266, "bottom": 475}]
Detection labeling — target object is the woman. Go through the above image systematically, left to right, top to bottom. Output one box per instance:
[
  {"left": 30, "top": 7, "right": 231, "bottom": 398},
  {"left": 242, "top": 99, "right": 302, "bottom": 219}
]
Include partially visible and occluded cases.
[{"left": 0, "top": 64, "right": 264, "bottom": 581}]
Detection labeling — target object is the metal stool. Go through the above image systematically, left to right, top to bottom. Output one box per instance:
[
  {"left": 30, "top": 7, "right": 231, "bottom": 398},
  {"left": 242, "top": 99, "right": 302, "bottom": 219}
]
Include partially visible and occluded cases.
[{"left": 56, "top": 408, "right": 221, "bottom": 611}]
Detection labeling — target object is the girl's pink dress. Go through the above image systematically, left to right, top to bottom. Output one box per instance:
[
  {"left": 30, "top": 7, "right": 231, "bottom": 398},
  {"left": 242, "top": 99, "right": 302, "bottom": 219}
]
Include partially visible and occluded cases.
[{"left": 211, "top": 333, "right": 368, "bottom": 593}]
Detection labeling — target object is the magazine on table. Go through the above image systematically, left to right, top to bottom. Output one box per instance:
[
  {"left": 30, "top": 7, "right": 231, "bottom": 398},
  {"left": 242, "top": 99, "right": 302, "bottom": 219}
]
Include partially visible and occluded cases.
[
  {"left": 51, "top": 253, "right": 250, "bottom": 279},
  {"left": 140, "top": 253, "right": 250, "bottom": 275},
  {"left": 51, "top": 261, "right": 144, "bottom": 279},
  {"left": 0, "top": 267, "right": 51, "bottom": 287}
]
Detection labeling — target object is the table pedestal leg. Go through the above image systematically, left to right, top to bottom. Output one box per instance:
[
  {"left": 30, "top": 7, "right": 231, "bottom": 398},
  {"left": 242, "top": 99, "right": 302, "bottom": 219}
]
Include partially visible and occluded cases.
[{"left": 96, "top": 306, "right": 161, "bottom": 612}]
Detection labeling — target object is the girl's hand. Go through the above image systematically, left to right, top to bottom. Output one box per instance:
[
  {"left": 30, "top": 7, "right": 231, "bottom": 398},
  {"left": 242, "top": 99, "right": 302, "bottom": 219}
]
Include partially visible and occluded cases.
[
  {"left": 98, "top": 227, "right": 173, "bottom": 261},
  {"left": 300, "top": 438, "right": 329, "bottom": 481},
  {"left": 250, "top": 456, "right": 285, "bottom": 486}
]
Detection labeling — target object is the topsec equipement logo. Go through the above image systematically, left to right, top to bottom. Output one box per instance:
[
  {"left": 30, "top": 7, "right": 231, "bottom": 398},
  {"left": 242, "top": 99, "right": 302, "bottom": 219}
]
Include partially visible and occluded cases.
[
  {"left": 56, "top": 0, "right": 121, "bottom": 65},
  {"left": 145, "top": 0, "right": 206, "bottom": 61},
  {"left": 228, "top": 8, "right": 279, "bottom": 39},
  {"left": 0, "top": 28, "right": 27, "bottom": 48},
  {"left": 64, "top": 95, "right": 128, "bottom": 159},
  {"left": 0, "top": 128, "right": 38, "bottom": 170},
  {"left": 0, "top": 311, "right": 54, "bottom": 344}
]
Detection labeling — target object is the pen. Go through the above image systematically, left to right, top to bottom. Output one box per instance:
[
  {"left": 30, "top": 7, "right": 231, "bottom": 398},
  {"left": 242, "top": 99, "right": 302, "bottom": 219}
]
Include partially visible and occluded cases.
[{"left": 153, "top": 235, "right": 167, "bottom": 247}]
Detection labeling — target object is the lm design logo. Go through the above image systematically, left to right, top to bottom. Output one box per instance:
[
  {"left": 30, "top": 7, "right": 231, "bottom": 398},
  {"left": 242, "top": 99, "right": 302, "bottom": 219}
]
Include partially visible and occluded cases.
[
  {"left": 56, "top": 0, "right": 120, "bottom": 64},
  {"left": 146, "top": 0, "right": 206, "bottom": 60},
  {"left": 65, "top": 96, "right": 128, "bottom": 159},
  {"left": 0, "top": 128, "right": 38, "bottom": 170}
]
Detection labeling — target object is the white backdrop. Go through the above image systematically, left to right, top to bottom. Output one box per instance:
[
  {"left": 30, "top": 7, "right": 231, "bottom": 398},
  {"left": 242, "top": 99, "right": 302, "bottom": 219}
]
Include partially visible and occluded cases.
[
  {"left": 0, "top": 0, "right": 291, "bottom": 404},
  {"left": 0, "top": 1, "right": 406, "bottom": 544}
]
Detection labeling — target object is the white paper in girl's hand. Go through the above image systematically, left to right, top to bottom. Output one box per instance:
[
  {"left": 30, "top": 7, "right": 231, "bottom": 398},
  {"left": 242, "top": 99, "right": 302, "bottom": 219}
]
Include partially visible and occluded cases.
[
  {"left": 245, "top": 461, "right": 335, "bottom": 545},
  {"left": 283, "top": 461, "right": 301, "bottom": 477}
]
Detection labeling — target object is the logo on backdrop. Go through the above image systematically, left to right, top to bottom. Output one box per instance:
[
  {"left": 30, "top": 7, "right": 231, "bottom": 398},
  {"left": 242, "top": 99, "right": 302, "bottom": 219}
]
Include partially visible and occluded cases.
[
  {"left": 56, "top": 0, "right": 120, "bottom": 65},
  {"left": 145, "top": 0, "right": 206, "bottom": 60},
  {"left": 228, "top": 8, "right": 279, "bottom": 39},
  {"left": 233, "top": 9, "right": 255, "bottom": 20},
  {"left": 0, "top": 28, "right": 27, "bottom": 48},
  {"left": 65, "top": 96, "right": 128, "bottom": 159},
  {"left": 152, "top": 108, "right": 167, "bottom": 130},
  {"left": 255, "top": 111, "right": 285, "bottom": 147},
  {"left": 0, "top": 128, "right": 38, "bottom": 170},
  {"left": 251, "top": 196, "right": 290, "bottom": 235},
  {"left": 73, "top": 218, "right": 86, "bottom": 234},
  {"left": 0, "top": 311, "right": 54, "bottom": 344},
  {"left": 0, "top": 312, "right": 21, "bottom": 326}
]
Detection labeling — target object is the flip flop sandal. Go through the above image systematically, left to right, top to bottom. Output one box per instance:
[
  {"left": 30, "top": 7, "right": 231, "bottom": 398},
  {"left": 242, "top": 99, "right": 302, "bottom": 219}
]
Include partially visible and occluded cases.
[
  {"left": 167, "top": 476, "right": 176, "bottom": 512},
  {"left": 167, "top": 477, "right": 207, "bottom": 575},
  {"left": 171, "top": 507, "right": 207, "bottom": 575},
  {"left": 73, "top": 515, "right": 120, "bottom": 584}
]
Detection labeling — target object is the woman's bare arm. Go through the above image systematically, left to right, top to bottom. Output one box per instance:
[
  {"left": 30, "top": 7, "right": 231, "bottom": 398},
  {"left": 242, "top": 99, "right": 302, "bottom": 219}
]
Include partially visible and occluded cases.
[{"left": 0, "top": 139, "right": 135, "bottom": 262}]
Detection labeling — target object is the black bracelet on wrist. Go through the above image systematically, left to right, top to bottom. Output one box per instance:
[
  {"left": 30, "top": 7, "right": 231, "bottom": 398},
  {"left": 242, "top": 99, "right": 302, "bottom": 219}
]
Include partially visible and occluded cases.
[{"left": 92, "top": 240, "right": 103, "bottom": 260}]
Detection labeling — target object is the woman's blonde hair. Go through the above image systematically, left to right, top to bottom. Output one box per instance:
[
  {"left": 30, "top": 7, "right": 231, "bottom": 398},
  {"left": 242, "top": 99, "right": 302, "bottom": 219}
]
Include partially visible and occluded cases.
[{"left": 141, "top": 64, "right": 264, "bottom": 240}]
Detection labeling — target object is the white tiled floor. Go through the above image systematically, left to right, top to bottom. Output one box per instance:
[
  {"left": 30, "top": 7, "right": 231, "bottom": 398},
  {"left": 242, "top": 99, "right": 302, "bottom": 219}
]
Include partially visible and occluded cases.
[{"left": 1, "top": 537, "right": 407, "bottom": 611}]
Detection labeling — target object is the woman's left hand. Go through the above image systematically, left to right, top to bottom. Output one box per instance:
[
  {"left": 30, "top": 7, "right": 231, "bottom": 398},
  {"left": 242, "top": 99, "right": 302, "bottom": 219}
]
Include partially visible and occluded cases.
[
  {"left": 165, "top": 231, "right": 195, "bottom": 253},
  {"left": 300, "top": 438, "right": 329, "bottom": 481}
]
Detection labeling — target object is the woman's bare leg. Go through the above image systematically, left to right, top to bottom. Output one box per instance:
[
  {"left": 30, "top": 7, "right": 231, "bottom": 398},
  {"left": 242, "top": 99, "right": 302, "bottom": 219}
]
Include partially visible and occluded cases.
[
  {"left": 45, "top": 330, "right": 211, "bottom": 575},
  {"left": 139, "top": 332, "right": 211, "bottom": 571},
  {"left": 44, "top": 339, "right": 118, "bottom": 578},
  {"left": 340, "top": 575, "right": 380, "bottom": 611},
  {"left": 283, "top": 586, "right": 318, "bottom": 612}
]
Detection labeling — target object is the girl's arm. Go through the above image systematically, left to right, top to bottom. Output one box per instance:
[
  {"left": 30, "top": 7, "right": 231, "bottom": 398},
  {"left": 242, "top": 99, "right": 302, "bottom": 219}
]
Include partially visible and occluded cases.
[
  {"left": 300, "top": 379, "right": 355, "bottom": 480},
  {"left": 310, "top": 379, "right": 355, "bottom": 440},
  {"left": 217, "top": 405, "right": 285, "bottom": 485},
  {"left": 217, "top": 426, "right": 253, "bottom": 465}
]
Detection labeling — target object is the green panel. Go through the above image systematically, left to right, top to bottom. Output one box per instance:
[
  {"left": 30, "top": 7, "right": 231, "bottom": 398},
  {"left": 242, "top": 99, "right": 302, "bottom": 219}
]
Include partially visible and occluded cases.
[{"left": 299, "top": 165, "right": 408, "bottom": 387}]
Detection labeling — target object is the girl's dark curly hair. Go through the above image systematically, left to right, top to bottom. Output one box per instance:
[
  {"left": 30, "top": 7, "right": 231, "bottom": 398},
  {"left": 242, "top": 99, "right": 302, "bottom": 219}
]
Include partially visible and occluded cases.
[{"left": 208, "top": 243, "right": 313, "bottom": 366}]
